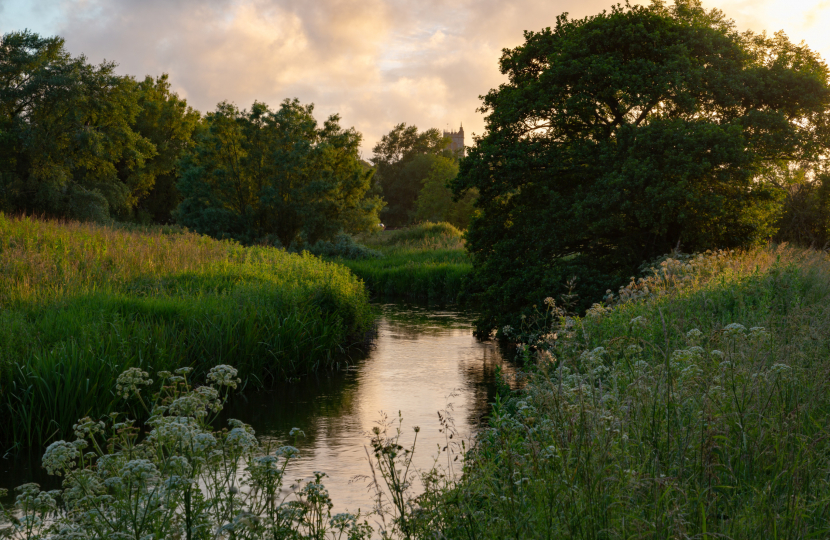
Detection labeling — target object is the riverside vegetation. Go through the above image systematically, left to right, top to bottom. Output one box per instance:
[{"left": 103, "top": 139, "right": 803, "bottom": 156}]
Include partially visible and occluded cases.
[
  {"left": 0, "top": 214, "right": 373, "bottom": 450},
  {"left": 331, "top": 222, "right": 471, "bottom": 303},
  {"left": 3, "top": 244, "right": 829, "bottom": 539},
  {"left": 400, "top": 245, "right": 830, "bottom": 538}
]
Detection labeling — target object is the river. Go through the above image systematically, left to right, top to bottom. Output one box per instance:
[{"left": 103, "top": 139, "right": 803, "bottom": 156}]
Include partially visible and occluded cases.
[{"left": 0, "top": 303, "right": 519, "bottom": 521}]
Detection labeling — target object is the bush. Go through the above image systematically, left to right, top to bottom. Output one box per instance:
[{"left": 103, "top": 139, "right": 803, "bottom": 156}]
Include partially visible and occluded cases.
[
  {"left": 364, "top": 222, "right": 463, "bottom": 247},
  {"left": 305, "top": 233, "right": 383, "bottom": 260}
]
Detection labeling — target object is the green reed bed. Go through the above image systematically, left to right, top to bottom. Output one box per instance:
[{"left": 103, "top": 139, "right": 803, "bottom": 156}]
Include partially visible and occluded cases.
[
  {"left": 0, "top": 214, "right": 373, "bottom": 450},
  {"left": 338, "top": 222, "right": 472, "bottom": 303},
  {"left": 417, "top": 246, "right": 830, "bottom": 539}
]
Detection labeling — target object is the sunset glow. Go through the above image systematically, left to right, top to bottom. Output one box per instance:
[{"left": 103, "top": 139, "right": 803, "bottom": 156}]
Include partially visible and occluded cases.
[{"left": 2, "top": 0, "right": 829, "bottom": 153}]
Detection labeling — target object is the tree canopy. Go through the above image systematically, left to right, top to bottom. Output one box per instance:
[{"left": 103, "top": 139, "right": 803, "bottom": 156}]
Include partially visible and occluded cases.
[
  {"left": 453, "top": 0, "right": 830, "bottom": 334},
  {"left": 0, "top": 31, "right": 156, "bottom": 221},
  {"left": 0, "top": 31, "right": 200, "bottom": 223},
  {"left": 128, "top": 74, "right": 200, "bottom": 223},
  {"left": 176, "top": 99, "right": 383, "bottom": 246},
  {"left": 371, "top": 123, "right": 452, "bottom": 227},
  {"left": 414, "top": 156, "right": 477, "bottom": 229}
]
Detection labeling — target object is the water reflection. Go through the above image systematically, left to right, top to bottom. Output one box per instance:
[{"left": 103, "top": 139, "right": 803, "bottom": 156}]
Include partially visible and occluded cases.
[
  {"left": 0, "top": 303, "right": 519, "bottom": 518},
  {"left": 219, "top": 303, "right": 520, "bottom": 515}
]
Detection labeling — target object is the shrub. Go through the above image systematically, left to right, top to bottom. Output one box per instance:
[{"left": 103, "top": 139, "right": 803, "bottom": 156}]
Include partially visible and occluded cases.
[{"left": 306, "top": 233, "right": 383, "bottom": 260}]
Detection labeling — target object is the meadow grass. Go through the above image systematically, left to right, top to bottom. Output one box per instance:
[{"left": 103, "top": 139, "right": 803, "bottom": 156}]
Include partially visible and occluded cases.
[
  {"left": 0, "top": 214, "right": 373, "bottom": 450},
  {"left": 336, "top": 222, "right": 472, "bottom": 303},
  {"left": 418, "top": 245, "right": 830, "bottom": 539}
]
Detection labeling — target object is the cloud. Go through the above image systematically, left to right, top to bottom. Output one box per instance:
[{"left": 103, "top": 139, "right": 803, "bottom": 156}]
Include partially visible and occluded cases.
[{"left": 4, "top": 0, "right": 830, "bottom": 154}]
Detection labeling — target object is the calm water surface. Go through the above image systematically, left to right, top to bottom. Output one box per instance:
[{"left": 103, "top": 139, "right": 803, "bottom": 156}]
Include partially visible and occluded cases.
[{"left": 1, "top": 303, "right": 519, "bottom": 516}]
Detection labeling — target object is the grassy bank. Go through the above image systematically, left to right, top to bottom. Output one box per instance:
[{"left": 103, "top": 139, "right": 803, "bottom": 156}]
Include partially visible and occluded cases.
[
  {"left": 0, "top": 215, "right": 373, "bottom": 450},
  {"left": 336, "top": 222, "right": 472, "bottom": 303},
  {"left": 418, "top": 245, "right": 830, "bottom": 538}
]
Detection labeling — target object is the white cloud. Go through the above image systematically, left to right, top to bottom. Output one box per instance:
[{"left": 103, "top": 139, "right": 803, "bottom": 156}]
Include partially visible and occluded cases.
[{"left": 3, "top": 0, "right": 830, "bottom": 154}]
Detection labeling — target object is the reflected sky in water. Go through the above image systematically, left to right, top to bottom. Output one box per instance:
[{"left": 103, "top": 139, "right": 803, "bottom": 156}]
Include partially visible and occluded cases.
[
  {"left": 1, "top": 303, "right": 520, "bottom": 519},
  {"left": 220, "top": 303, "right": 520, "bottom": 516}
]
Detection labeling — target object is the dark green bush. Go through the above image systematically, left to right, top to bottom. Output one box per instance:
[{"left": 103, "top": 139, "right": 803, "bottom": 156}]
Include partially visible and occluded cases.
[{"left": 306, "top": 233, "right": 383, "bottom": 260}]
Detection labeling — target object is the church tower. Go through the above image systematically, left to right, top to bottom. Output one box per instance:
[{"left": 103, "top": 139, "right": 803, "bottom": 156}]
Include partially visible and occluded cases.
[{"left": 443, "top": 124, "right": 465, "bottom": 157}]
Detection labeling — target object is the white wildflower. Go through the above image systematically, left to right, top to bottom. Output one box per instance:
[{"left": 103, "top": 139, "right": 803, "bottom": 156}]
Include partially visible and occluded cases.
[
  {"left": 207, "top": 365, "right": 241, "bottom": 389},
  {"left": 115, "top": 367, "right": 153, "bottom": 399},
  {"left": 42, "top": 441, "right": 80, "bottom": 476}
]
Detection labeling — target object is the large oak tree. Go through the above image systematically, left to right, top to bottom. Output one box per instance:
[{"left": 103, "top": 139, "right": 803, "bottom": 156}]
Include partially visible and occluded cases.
[{"left": 453, "top": 0, "right": 830, "bottom": 334}]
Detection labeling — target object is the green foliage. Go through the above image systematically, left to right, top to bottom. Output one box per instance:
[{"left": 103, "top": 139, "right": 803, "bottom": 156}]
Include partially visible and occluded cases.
[
  {"left": 453, "top": 0, "right": 830, "bottom": 334},
  {"left": 0, "top": 31, "right": 156, "bottom": 221},
  {"left": 127, "top": 74, "right": 201, "bottom": 224},
  {"left": 176, "top": 99, "right": 383, "bottom": 246},
  {"left": 371, "top": 124, "right": 452, "bottom": 227},
  {"left": 414, "top": 157, "right": 478, "bottom": 229},
  {"left": 770, "top": 164, "right": 830, "bottom": 247},
  {"left": 0, "top": 215, "right": 373, "bottom": 449},
  {"left": 365, "top": 221, "right": 463, "bottom": 246},
  {"left": 339, "top": 223, "right": 470, "bottom": 302},
  {"left": 306, "top": 233, "right": 383, "bottom": 260},
  {"left": 411, "top": 246, "right": 830, "bottom": 538},
  {"left": 0, "top": 365, "right": 374, "bottom": 539}
]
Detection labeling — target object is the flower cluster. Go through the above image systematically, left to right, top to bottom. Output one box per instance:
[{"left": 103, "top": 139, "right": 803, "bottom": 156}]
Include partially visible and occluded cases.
[
  {"left": 207, "top": 364, "right": 242, "bottom": 389},
  {"left": 115, "top": 367, "right": 153, "bottom": 399}
]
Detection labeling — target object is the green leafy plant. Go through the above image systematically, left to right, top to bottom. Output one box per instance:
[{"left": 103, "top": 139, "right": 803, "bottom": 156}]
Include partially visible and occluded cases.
[{"left": 0, "top": 364, "right": 374, "bottom": 540}]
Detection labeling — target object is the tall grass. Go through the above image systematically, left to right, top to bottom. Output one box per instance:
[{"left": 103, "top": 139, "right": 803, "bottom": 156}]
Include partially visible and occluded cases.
[
  {"left": 0, "top": 214, "right": 373, "bottom": 449},
  {"left": 338, "top": 222, "right": 472, "bottom": 303},
  {"left": 418, "top": 245, "right": 830, "bottom": 538}
]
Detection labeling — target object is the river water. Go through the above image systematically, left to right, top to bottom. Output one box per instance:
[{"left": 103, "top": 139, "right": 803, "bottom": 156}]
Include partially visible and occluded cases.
[{"left": 1, "top": 303, "right": 519, "bottom": 518}]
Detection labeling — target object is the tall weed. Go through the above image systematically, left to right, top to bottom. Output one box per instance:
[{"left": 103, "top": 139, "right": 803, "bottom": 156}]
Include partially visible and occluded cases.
[
  {"left": 0, "top": 214, "right": 373, "bottom": 449},
  {"left": 419, "top": 245, "right": 830, "bottom": 538}
]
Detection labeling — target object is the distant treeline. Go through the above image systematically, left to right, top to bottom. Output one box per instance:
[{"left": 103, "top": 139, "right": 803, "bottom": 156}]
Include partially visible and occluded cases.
[{"left": 0, "top": 31, "right": 474, "bottom": 248}]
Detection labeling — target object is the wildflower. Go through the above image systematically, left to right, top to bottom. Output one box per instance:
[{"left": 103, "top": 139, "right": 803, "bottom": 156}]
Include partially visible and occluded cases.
[
  {"left": 544, "top": 297, "right": 555, "bottom": 307},
  {"left": 629, "top": 316, "right": 647, "bottom": 329},
  {"left": 723, "top": 323, "right": 747, "bottom": 339},
  {"left": 502, "top": 325, "right": 513, "bottom": 335},
  {"left": 749, "top": 326, "right": 770, "bottom": 342},
  {"left": 686, "top": 328, "right": 703, "bottom": 342},
  {"left": 710, "top": 349, "right": 725, "bottom": 360},
  {"left": 769, "top": 363, "right": 792, "bottom": 376},
  {"left": 207, "top": 365, "right": 241, "bottom": 389},
  {"left": 115, "top": 367, "right": 153, "bottom": 399},
  {"left": 168, "top": 394, "right": 209, "bottom": 418},
  {"left": 73, "top": 417, "right": 105, "bottom": 440},
  {"left": 226, "top": 427, "right": 257, "bottom": 450},
  {"left": 289, "top": 427, "right": 305, "bottom": 438},
  {"left": 42, "top": 441, "right": 80, "bottom": 475},
  {"left": 275, "top": 446, "right": 300, "bottom": 459},
  {"left": 119, "top": 459, "right": 158, "bottom": 483}
]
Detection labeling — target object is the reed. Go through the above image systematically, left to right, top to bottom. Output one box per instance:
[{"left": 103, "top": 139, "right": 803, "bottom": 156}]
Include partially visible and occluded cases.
[
  {"left": 0, "top": 214, "right": 373, "bottom": 449},
  {"left": 338, "top": 222, "right": 472, "bottom": 303},
  {"left": 417, "top": 245, "right": 830, "bottom": 538}
]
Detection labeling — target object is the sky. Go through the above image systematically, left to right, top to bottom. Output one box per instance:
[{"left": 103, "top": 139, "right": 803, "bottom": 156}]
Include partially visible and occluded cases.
[{"left": 1, "top": 0, "right": 829, "bottom": 157}]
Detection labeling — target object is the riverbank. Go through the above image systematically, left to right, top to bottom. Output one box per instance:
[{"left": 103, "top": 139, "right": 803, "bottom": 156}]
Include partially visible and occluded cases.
[
  {"left": 0, "top": 215, "right": 373, "bottom": 450},
  {"left": 336, "top": 222, "right": 472, "bottom": 303},
  {"left": 421, "top": 245, "right": 830, "bottom": 538}
]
